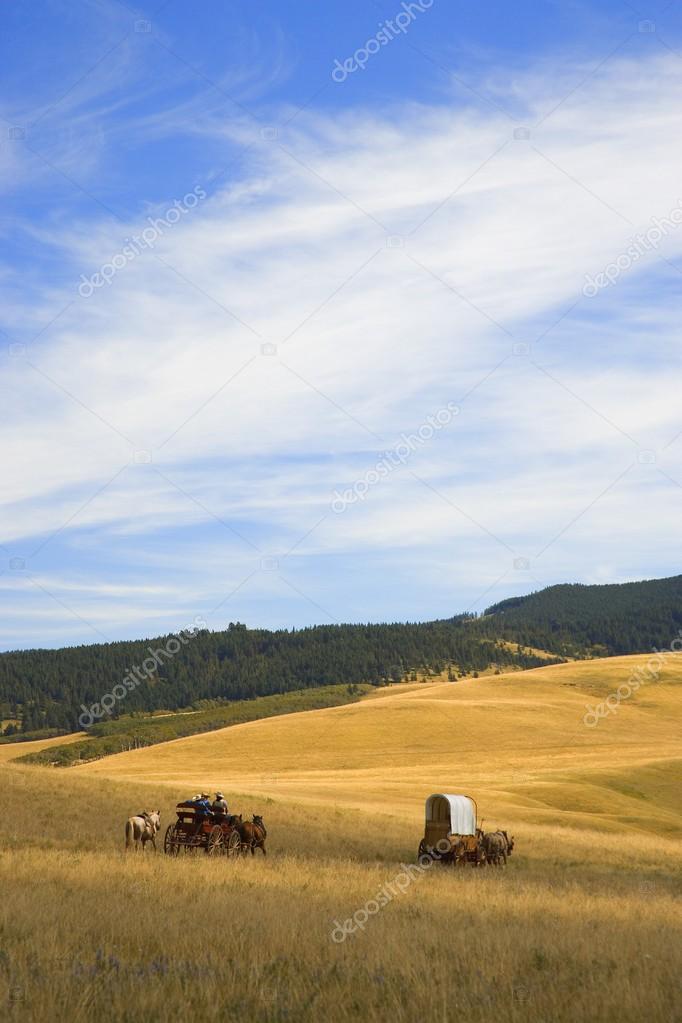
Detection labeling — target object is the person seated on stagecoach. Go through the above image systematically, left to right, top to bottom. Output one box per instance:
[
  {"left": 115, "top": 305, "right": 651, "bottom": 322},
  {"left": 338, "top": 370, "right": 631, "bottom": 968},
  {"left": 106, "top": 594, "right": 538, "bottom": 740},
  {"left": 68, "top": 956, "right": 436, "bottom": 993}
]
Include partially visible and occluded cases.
[
  {"left": 177, "top": 792, "right": 209, "bottom": 835},
  {"left": 187, "top": 792, "right": 213, "bottom": 821},
  {"left": 212, "top": 792, "right": 228, "bottom": 815}
]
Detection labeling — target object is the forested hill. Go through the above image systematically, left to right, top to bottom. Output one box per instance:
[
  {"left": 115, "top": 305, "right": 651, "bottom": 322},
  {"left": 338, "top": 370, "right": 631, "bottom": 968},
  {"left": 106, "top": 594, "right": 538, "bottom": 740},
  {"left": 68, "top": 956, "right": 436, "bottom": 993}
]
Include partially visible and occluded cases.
[
  {"left": 2, "top": 574, "right": 680, "bottom": 734},
  {"left": 478, "top": 575, "right": 682, "bottom": 657},
  {"left": 1, "top": 620, "right": 548, "bottom": 733}
]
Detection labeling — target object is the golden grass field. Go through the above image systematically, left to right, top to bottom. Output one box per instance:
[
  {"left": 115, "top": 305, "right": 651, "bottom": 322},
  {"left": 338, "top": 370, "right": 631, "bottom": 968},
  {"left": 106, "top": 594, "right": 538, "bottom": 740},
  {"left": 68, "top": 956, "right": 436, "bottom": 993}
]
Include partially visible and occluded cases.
[
  {"left": 0, "top": 654, "right": 680, "bottom": 1022},
  {"left": 0, "top": 730, "right": 86, "bottom": 764}
]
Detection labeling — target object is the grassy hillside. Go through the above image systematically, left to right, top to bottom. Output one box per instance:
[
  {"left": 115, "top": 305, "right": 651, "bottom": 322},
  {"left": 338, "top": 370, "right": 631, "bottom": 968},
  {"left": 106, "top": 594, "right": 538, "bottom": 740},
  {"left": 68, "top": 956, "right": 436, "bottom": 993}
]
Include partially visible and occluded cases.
[
  {"left": 0, "top": 653, "right": 680, "bottom": 1022},
  {"left": 81, "top": 655, "right": 682, "bottom": 836},
  {"left": 17, "top": 684, "right": 371, "bottom": 767},
  {"left": 0, "top": 729, "right": 86, "bottom": 764}
]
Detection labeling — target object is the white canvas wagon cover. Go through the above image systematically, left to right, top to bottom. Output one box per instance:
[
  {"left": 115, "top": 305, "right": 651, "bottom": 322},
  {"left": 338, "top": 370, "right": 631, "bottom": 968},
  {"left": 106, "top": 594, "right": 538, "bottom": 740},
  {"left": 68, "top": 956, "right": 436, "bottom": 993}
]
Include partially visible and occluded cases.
[{"left": 425, "top": 794, "right": 477, "bottom": 836}]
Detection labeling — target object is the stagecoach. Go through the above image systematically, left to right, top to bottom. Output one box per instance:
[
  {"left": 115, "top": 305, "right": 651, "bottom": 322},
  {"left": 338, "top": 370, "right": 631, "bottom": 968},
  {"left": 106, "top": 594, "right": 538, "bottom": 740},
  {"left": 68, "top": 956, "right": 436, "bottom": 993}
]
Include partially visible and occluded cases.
[
  {"left": 418, "top": 793, "right": 484, "bottom": 866},
  {"left": 164, "top": 801, "right": 242, "bottom": 857}
]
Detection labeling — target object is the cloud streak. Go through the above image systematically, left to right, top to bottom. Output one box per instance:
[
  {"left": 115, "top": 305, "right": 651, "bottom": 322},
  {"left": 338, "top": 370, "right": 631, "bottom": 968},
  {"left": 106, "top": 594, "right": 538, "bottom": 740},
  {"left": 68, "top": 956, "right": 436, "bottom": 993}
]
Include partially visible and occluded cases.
[{"left": 2, "top": 42, "right": 682, "bottom": 646}]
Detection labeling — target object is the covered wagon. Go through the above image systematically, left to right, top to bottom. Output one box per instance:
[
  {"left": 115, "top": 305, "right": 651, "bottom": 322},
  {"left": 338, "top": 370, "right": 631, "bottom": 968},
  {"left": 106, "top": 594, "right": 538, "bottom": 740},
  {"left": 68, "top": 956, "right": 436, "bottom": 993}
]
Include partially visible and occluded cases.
[{"left": 418, "top": 793, "right": 484, "bottom": 866}]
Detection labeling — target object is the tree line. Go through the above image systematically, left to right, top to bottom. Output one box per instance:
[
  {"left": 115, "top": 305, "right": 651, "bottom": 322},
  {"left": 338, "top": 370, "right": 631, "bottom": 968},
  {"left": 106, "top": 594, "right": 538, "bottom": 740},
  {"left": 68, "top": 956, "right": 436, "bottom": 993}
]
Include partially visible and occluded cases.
[
  {"left": 3, "top": 573, "right": 680, "bottom": 735},
  {"left": 478, "top": 575, "right": 682, "bottom": 658},
  {"left": 1, "top": 618, "right": 550, "bottom": 733}
]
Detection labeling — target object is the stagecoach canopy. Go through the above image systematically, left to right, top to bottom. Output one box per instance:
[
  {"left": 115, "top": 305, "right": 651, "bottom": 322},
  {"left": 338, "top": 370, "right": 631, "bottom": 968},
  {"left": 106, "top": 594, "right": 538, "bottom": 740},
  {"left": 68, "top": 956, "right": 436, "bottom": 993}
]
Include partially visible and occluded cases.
[{"left": 425, "top": 794, "right": 477, "bottom": 836}]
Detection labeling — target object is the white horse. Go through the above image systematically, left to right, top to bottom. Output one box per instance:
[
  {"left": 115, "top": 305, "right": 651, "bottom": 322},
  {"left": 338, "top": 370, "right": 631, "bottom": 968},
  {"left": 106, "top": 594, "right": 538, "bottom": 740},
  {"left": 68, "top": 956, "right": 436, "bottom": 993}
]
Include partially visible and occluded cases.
[{"left": 125, "top": 810, "right": 161, "bottom": 852}]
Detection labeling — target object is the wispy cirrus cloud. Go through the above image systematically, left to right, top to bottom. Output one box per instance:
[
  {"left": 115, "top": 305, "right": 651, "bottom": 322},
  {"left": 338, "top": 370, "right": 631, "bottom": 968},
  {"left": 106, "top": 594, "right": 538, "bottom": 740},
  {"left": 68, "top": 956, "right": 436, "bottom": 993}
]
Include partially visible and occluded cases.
[{"left": 2, "top": 32, "right": 682, "bottom": 646}]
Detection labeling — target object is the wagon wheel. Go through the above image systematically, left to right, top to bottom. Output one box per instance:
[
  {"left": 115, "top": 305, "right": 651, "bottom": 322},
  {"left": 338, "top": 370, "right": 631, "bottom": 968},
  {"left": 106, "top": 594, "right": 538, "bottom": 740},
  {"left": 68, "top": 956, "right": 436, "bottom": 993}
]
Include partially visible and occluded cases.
[
  {"left": 164, "top": 823, "right": 180, "bottom": 856},
  {"left": 206, "top": 825, "right": 225, "bottom": 856},
  {"left": 225, "top": 830, "right": 242, "bottom": 858},
  {"left": 417, "top": 839, "right": 428, "bottom": 861}
]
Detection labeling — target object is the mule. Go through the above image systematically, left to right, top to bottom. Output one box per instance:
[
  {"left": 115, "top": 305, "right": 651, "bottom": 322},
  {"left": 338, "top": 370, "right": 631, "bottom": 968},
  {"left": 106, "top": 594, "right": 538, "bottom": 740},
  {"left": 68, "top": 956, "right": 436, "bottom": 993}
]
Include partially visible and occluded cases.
[{"left": 125, "top": 810, "right": 161, "bottom": 852}]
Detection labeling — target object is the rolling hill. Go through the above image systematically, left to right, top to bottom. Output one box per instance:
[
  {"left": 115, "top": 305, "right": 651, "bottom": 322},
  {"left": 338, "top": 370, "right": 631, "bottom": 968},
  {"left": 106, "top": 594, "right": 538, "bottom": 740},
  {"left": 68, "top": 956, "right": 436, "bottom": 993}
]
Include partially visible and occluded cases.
[
  {"left": 1, "top": 652, "right": 679, "bottom": 1022},
  {"left": 80, "top": 653, "right": 682, "bottom": 836}
]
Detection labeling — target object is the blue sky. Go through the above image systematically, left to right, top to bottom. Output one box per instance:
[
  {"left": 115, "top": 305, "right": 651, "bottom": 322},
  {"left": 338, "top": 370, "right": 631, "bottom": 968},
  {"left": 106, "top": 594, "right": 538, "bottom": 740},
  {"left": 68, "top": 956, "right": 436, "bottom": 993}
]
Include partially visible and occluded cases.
[{"left": 2, "top": 0, "right": 682, "bottom": 649}]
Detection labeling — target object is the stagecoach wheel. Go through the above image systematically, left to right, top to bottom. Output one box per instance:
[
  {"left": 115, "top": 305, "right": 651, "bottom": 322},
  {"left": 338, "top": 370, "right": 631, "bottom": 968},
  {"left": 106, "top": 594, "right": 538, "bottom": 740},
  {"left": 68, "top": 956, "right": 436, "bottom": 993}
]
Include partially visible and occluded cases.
[
  {"left": 164, "top": 823, "right": 180, "bottom": 856},
  {"left": 206, "top": 825, "right": 224, "bottom": 856},
  {"left": 225, "top": 830, "right": 242, "bottom": 858},
  {"left": 417, "top": 839, "right": 428, "bottom": 861}
]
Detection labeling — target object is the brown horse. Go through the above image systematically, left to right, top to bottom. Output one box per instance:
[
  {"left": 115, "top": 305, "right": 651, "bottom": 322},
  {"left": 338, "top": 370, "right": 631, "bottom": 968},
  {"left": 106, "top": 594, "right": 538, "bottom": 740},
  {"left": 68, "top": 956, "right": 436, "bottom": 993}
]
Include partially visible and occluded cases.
[
  {"left": 238, "top": 814, "right": 267, "bottom": 855},
  {"left": 482, "top": 829, "right": 515, "bottom": 866},
  {"left": 500, "top": 830, "right": 515, "bottom": 859},
  {"left": 452, "top": 834, "right": 486, "bottom": 867}
]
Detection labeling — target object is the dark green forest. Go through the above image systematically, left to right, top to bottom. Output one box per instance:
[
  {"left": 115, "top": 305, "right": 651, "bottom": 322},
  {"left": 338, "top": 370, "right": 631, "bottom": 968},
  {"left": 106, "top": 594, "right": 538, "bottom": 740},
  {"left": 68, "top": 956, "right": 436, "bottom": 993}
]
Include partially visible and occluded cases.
[
  {"left": 2, "top": 574, "right": 680, "bottom": 735},
  {"left": 478, "top": 574, "right": 682, "bottom": 657},
  {"left": 1, "top": 618, "right": 544, "bottom": 733}
]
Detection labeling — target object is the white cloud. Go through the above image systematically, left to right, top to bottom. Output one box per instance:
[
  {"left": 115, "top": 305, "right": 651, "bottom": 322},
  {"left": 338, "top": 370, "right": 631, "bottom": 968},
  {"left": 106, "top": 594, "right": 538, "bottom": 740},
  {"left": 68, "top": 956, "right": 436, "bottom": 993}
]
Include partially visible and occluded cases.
[{"left": 2, "top": 50, "right": 682, "bottom": 642}]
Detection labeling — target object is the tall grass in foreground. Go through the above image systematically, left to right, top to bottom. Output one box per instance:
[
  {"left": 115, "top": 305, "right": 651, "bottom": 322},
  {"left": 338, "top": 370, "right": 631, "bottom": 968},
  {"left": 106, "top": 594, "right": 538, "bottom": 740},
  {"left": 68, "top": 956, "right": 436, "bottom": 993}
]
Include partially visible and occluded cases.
[{"left": 0, "top": 765, "right": 680, "bottom": 1022}]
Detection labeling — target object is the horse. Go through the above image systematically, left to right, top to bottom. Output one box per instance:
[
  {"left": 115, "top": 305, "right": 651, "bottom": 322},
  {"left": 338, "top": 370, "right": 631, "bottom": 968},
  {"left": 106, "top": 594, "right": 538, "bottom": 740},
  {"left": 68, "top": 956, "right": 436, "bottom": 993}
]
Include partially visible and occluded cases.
[
  {"left": 125, "top": 810, "right": 161, "bottom": 852},
  {"left": 238, "top": 814, "right": 267, "bottom": 855},
  {"left": 482, "top": 829, "right": 515, "bottom": 866},
  {"left": 500, "top": 830, "right": 515, "bottom": 859},
  {"left": 452, "top": 834, "right": 486, "bottom": 867},
  {"left": 451, "top": 838, "right": 469, "bottom": 866}
]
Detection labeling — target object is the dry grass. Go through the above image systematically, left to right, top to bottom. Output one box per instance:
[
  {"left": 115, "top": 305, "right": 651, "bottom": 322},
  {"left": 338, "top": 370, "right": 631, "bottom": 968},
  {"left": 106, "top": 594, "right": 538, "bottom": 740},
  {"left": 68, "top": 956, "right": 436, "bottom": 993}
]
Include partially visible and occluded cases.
[
  {"left": 1, "top": 654, "right": 680, "bottom": 1021},
  {"left": 81, "top": 655, "right": 682, "bottom": 834},
  {"left": 0, "top": 731, "right": 86, "bottom": 764}
]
